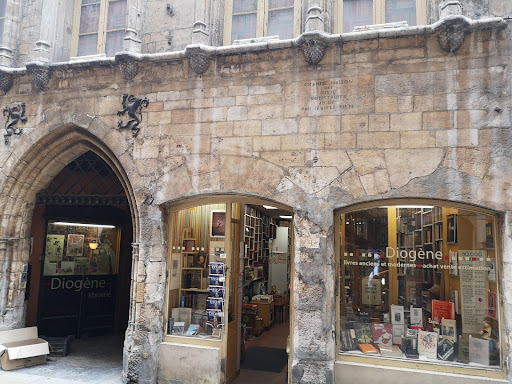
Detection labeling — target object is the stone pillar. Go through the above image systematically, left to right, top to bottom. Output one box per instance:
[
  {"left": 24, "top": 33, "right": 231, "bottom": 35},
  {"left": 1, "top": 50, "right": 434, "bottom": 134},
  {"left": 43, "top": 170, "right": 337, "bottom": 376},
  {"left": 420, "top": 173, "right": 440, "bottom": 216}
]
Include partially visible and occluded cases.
[
  {"left": 0, "top": 0, "right": 22, "bottom": 67},
  {"left": 124, "top": 0, "right": 143, "bottom": 52},
  {"left": 192, "top": 0, "right": 210, "bottom": 45},
  {"left": 305, "top": 1, "right": 325, "bottom": 32},
  {"left": 439, "top": 1, "right": 463, "bottom": 18},
  {"left": 123, "top": 207, "right": 167, "bottom": 384},
  {"left": 291, "top": 210, "right": 336, "bottom": 383}
]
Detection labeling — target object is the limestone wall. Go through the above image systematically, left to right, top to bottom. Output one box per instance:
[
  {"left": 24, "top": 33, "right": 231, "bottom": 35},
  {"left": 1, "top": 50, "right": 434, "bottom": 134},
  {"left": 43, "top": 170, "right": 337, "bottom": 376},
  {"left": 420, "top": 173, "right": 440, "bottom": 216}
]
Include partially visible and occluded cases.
[{"left": 0, "top": 15, "right": 509, "bottom": 384}]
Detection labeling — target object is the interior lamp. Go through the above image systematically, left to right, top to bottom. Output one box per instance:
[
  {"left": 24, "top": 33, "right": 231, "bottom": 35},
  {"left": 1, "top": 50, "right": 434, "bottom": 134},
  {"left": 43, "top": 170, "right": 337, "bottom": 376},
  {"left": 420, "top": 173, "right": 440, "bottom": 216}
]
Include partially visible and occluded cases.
[{"left": 89, "top": 240, "right": 99, "bottom": 250}]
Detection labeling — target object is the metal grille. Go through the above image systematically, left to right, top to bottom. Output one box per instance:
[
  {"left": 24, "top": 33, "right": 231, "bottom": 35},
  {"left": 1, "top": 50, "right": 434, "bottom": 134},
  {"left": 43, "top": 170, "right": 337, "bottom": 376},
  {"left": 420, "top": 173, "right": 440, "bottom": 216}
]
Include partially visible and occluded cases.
[{"left": 36, "top": 151, "right": 128, "bottom": 205}]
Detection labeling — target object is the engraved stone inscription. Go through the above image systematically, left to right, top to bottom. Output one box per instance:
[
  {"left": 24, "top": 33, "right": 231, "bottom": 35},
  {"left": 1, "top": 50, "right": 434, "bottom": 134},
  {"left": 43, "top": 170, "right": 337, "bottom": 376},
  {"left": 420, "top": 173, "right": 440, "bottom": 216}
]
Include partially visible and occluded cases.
[{"left": 302, "top": 79, "right": 355, "bottom": 112}]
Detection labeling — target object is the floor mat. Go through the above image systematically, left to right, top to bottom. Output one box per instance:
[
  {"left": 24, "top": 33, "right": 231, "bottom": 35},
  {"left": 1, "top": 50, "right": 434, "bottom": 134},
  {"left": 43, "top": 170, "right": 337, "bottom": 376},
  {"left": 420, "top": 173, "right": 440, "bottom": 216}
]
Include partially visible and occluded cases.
[{"left": 241, "top": 346, "right": 288, "bottom": 373}]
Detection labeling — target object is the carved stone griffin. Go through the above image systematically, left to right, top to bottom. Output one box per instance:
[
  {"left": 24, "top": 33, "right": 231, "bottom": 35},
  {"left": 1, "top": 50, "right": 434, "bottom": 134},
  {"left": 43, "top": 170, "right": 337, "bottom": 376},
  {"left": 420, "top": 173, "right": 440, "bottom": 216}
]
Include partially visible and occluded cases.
[
  {"left": 117, "top": 94, "right": 149, "bottom": 137},
  {"left": 3, "top": 103, "right": 27, "bottom": 143}
]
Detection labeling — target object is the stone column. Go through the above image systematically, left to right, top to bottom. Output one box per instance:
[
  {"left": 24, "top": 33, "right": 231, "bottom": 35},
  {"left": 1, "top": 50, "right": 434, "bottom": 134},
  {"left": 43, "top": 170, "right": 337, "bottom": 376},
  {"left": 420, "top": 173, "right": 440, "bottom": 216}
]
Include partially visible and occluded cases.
[
  {"left": 0, "top": 0, "right": 22, "bottom": 67},
  {"left": 124, "top": 0, "right": 144, "bottom": 52},
  {"left": 192, "top": 0, "right": 210, "bottom": 45},
  {"left": 305, "top": 0, "right": 325, "bottom": 32},
  {"left": 439, "top": 1, "right": 463, "bottom": 18},
  {"left": 123, "top": 205, "right": 167, "bottom": 384},
  {"left": 291, "top": 209, "right": 336, "bottom": 383}
]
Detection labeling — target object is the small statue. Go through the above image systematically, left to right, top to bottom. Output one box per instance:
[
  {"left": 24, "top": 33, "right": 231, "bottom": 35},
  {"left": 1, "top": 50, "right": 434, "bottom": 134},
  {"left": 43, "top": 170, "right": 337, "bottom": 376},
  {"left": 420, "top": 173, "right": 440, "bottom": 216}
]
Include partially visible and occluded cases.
[
  {"left": 117, "top": 94, "right": 149, "bottom": 137},
  {"left": 3, "top": 103, "right": 27, "bottom": 143},
  {"left": 480, "top": 316, "right": 498, "bottom": 340}
]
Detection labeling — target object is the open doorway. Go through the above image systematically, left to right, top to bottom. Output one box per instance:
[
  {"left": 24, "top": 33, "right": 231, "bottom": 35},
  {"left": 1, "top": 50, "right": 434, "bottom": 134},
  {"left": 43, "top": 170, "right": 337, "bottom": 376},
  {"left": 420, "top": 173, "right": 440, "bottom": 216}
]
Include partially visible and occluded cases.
[
  {"left": 25, "top": 150, "right": 132, "bottom": 362},
  {"left": 165, "top": 200, "right": 292, "bottom": 383}
]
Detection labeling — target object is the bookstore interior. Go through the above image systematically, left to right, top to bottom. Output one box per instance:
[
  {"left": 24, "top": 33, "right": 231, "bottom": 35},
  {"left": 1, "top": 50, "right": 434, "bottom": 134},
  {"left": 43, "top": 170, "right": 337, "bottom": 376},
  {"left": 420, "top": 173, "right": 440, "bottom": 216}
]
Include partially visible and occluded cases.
[
  {"left": 165, "top": 201, "right": 291, "bottom": 376},
  {"left": 338, "top": 203, "right": 502, "bottom": 370}
]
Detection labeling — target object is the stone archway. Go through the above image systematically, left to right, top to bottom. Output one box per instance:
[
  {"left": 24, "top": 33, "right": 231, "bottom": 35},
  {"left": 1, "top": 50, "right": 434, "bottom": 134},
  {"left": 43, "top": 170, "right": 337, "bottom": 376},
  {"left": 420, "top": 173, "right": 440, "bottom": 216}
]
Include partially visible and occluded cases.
[{"left": 0, "top": 124, "right": 139, "bottom": 331}]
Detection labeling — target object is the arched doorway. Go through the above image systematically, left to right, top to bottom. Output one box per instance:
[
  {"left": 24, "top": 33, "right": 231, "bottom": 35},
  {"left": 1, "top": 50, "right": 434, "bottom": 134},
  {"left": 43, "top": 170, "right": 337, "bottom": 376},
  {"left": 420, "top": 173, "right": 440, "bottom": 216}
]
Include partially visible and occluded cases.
[{"left": 25, "top": 150, "right": 133, "bottom": 340}]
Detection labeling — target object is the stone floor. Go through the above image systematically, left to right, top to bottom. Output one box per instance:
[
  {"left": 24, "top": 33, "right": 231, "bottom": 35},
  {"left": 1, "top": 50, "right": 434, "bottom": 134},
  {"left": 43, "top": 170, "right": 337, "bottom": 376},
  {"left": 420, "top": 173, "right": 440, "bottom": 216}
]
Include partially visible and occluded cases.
[{"left": 0, "top": 333, "right": 124, "bottom": 384}]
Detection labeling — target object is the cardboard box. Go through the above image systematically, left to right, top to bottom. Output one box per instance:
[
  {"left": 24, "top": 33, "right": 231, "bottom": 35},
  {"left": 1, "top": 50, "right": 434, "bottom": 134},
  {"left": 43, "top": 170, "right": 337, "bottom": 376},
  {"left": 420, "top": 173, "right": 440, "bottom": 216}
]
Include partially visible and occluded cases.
[{"left": 0, "top": 327, "right": 49, "bottom": 371}]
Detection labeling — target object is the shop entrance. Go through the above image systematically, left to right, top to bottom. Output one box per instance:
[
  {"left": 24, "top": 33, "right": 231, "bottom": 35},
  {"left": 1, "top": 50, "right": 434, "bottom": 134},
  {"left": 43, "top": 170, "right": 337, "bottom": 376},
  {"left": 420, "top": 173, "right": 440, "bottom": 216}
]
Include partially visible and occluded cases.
[
  {"left": 25, "top": 151, "right": 133, "bottom": 342},
  {"left": 166, "top": 200, "right": 292, "bottom": 383}
]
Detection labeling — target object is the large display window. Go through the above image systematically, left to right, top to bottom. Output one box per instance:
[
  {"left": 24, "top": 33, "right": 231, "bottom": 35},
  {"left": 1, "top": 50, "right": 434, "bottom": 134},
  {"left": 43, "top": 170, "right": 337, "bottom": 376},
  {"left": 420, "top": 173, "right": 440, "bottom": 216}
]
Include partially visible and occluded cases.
[{"left": 338, "top": 203, "right": 502, "bottom": 371}]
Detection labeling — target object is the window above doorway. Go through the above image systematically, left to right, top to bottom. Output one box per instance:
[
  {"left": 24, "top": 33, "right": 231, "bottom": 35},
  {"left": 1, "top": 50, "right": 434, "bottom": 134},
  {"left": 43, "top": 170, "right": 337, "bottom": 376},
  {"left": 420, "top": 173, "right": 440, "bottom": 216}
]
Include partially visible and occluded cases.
[
  {"left": 71, "top": 0, "right": 127, "bottom": 57},
  {"left": 224, "top": 0, "right": 301, "bottom": 45},
  {"left": 335, "top": 0, "right": 427, "bottom": 33}
]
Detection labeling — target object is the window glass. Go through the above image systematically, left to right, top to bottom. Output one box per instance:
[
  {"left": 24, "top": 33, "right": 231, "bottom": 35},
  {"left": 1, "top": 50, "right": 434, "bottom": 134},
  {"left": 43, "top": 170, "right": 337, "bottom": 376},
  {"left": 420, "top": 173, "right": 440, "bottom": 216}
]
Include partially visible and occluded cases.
[
  {"left": 0, "top": 0, "right": 6, "bottom": 17},
  {"left": 107, "top": 0, "right": 127, "bottom": 30},
  {"left": 233, "top": 0, "right": 258, "bottom": 13},
  {"left": 269, "top": 0, "right": 294, "bottom": 7},
  {"left": 343, "top": 0, "right": 373, "bottom": 33},
  {"left": 385, "top": 0, "right": 416, "bottom": 25},
  {"left": 79, "top": 3, "right": 100, "bottom": 34},
  {"left": 268, "top": 8, "right": 294, "bottom": 39},
  {"left": 231, "top": 13, "right": 257, "bottom": 41},
  {"left": 105, "top": 30, "right": 124, "bottom": 56},
  {"left": 77, "top": 34, "right": 99, "bottom": 56},
  {"left": 167, "top": 204, "right": 227, "bottom": 340},
  {"left": 340, "top": 204, "right": 501, "bottom": 369}
]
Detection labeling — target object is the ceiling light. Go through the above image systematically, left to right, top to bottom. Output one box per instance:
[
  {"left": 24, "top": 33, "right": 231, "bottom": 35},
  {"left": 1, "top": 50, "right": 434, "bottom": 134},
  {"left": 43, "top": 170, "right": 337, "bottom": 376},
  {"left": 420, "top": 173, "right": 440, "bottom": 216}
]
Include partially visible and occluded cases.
[
  {"left": 263, "top": 205, "right": 278, "bottom": 209},
  {"left": 280, "top": 215, "right": 292, "bottom": 219},
  {"left": 53, "top": 222, "right": 115, "bottom": 228}
]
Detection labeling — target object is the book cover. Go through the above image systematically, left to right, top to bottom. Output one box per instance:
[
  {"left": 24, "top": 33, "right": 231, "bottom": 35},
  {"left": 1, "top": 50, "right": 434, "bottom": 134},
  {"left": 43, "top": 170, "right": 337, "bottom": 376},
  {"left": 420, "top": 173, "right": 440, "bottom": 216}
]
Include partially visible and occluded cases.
[
  {"left": 449, "top": 288, "right": 459, "bottom": 314},
  {"left": 431, "top": 300, "right": 455, "bottom": 324},
  {"left": 391, "top": 305, "right": 404, "bottom": 325},
  {"left": 410, "top": 306, "right": 423, "bottom": 328},
  {"left": 440, "top": 318, "right": 457, "bottom": 342},
  {"left": 172, "top": 321, "right": 185, "bottom": 334},
  {"left": 353, "top": 323, "right": 373, "bottom": 344},
  {"left": 372, "top": 323, "right": 393, "bottom": 346},
  {"left": 185, "top": 324, "right": 201, "bottom": 336},
  {"left": 392, "top": 324, "right": 405, "bottom": 345},
  {"left": 340, "top": 329, "right": 358, "bottom": 351},
  {"left": 418, "top": 331, "right": 438, "bottom": 359},
  {"left": 458, "top": 336, "right": 470, "bottom": 364},
  {"left": 469, "top": 336, "right": 490, "bottom": 366},
  {"left": 437, "top": 338, "right": 456, "bottom": 361},
  {"left": 358, "top": 343, "right": 380, "bottom": 354},
  {"left": 380, "top": 344, "right": 403, "bottom": 357}
]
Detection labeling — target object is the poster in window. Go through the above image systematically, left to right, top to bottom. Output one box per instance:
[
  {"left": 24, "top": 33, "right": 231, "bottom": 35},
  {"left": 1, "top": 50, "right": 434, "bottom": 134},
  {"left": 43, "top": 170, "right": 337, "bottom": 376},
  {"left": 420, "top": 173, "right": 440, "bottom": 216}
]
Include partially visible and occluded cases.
[
  {"left": 210, "top": 210, "right": 226, "bottom": 238},
  {"left": 45, "top": 234, "right": 65, "bottom": 262},
  {"left": 66, "top": 234, "right": 84, "bottom": 257},
  {"left": 170, "top": 252, "right": 181, "bottom": 290},
  {"left": 488, "top": 258, "right": 496, "bottom": 283}
]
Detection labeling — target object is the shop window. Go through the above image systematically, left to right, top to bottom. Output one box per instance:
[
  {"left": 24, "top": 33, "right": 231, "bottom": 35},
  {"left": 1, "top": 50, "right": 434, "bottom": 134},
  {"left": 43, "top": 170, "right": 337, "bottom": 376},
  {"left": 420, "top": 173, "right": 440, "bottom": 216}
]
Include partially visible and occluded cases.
[
  {"left": 0, "top": 0, "right": 6, "bottom": 45},
  {"left": 72, "top": 0, "right": 127, "bottom": 57},
  {"left": 224, "top": 0, "right": 300, "bottom": 45},
  {"left": 336, "top": 0, "right": 427, "bottom": 33},
  {"left": 167, "top": 204, "right": 229, "bottom": 339},
  {"left": 338, "top": 204, "right": 502, "bottom": 371},
  {"left": 40, "top": 221, "right": 121, "bottom": 336}
]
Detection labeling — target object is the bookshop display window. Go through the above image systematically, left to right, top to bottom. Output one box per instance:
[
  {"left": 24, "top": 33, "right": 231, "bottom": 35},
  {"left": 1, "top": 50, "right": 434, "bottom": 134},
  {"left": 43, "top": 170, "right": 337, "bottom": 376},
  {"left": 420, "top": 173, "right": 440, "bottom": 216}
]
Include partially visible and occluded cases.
[
  {"left": 167, "top": 203, "right": 229, "bottom": 340},
  {"left": 339, "top": 203, "right": 502, "bottom": 370}
]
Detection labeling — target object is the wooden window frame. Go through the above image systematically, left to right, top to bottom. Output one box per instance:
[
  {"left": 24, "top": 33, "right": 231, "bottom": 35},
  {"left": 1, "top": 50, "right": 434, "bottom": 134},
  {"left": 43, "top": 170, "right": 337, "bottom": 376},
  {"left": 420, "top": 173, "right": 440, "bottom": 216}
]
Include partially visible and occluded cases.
[
  {"left": 71, "top": 0, "right": 126, "bottom": 58},
  {"left": 223, "top": 0, "right": 301, "bottom": 46},
  {"left": 334, "top": 0, "right": 427, "bottom": 34}
]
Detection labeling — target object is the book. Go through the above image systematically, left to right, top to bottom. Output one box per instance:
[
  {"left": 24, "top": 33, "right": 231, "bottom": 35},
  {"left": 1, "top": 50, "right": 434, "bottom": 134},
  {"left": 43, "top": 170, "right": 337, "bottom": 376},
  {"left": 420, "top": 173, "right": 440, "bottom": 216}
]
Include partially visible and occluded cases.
[
  {"left": 431, "top": 300, "right": 455, "bottom": 324},
  {"left": 391, "top": 305, "right": 404, "bottom": 325},
  {"left": 410, "top": 306, "right": 423, "bottom": 328},
  {"left": 440, "top": 318, "right": 457, "bottom": 342},
  {"left": 172, "top": 321, "right": 185, "bottom": 334},
  {"left": 353, "top": 323, "right": 373, "bottom": 344},
  {"left": 372, "top": 323, "right": 393, "bottom": 346},
  {"left": 185, "top": 324, "right": 201, "bottom": 336},
  {"left": 392, "top": 324, "right": 405, "bottom": 345},
  {"left": 402, "top": 328, "right": 419, "bottom": 358},
  {"left": 340, "top": 329, "right": 358, "bottom": 351},
  {"left": 418, "top": 331, "right": 438, "bottom": 359},
  {"left": 457, "top": 336, "right": 469, "bottom": 364},
  {"left": 469, "top": 336, "right": 490, "bottom": 365},
  {"left": 437, "top": 338, "right": 456, "bottom": 361},
  {"left": 358, "top": 343, "right": 380, "bottom": 354},
  {"left": 380, "top": 344, "right": 403, "bottom": 358}
]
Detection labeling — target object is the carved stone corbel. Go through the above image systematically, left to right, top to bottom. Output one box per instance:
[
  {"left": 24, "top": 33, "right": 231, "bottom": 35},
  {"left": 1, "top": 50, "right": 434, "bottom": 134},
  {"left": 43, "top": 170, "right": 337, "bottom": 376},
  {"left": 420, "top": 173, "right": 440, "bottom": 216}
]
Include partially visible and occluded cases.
[
  {"left": 437, "top": 17, "right": 470, "bottom": 53},
  {"left": 298, "top": 32, "right": 330, "bottom": 66},
  {"left": 185, "top": 45, "right": 214, "bottom": 75},
  {"left": 119, "top": 59, "right": 140, "bottom": 81},
  {"left": 26, "top": 62, "right": 52, "bottom": 91},
  {"left": 0, "top": 71, "right": 13, "bottom": 94}
]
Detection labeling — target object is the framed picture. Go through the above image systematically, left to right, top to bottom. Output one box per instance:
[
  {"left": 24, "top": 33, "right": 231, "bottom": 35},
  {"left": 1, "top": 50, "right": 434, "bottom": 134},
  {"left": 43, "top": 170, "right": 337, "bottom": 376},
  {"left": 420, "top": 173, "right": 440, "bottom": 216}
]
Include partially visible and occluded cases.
[
  {"left": 210, "top": 210, "right": 226, "bottom": 238},
  {"left": 447, "top": 214, "right": 457, "bottom": 243},
  {"left": 66, "top": 234, "right": 84, "bottom": 257}
]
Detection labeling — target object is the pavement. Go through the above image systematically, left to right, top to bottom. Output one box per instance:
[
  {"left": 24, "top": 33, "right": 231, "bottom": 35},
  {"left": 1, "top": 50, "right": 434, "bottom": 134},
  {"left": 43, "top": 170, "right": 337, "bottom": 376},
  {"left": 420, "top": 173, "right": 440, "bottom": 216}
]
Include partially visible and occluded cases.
[{"left": 0, "top": 333, "right": 124, "bottom": 384}]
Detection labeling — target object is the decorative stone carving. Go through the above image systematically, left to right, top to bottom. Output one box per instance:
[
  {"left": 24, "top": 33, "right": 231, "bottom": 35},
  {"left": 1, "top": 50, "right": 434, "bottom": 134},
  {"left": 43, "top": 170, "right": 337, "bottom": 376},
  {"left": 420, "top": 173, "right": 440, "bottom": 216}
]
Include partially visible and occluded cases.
[
  {"left": 437, "top": 17, "right": 470, "bottom": 53},
  {"left": 301, "top": 38, "right": 327, "bottom": 66},
  {"left": 185, "top": 45, "right": 214, "bottom": 75},
  {"left": 119, "top": 59, "right": 140, "bottom": 81},
  {"left": 26, "top": 62, "right": 52, "bottom": 91},
  {"left": 0, "top": 72, "right": 13, "bottom": 94},
  {"left": 117, "top": 94, "right": 149, "bottom": 137},
  {"left": 3, "top": 103, "right": 27, "bottom": 143}
]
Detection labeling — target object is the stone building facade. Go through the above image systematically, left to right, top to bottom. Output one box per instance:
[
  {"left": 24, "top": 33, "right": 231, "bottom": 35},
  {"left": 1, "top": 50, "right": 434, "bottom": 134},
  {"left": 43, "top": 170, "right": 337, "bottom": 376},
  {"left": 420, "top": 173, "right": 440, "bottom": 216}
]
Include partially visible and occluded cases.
[{"left": 0, "top": 0, "right": 511, "bottom": 383}]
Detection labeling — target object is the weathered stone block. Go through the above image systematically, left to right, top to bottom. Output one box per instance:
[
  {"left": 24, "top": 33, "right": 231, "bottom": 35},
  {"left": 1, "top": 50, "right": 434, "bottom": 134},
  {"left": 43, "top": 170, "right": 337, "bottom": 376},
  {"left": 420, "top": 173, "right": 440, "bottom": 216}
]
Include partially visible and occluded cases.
[
  {"left": 375, "top": 97, "right": 398, "bottom": 113},
  {"left": 423, "top": 111, "right": 453, "bottom": 130},
  {"left": 390, "top": 113, "right": 422, "bottom": 131},
  {"left": 341, "top": 114, "right": 369, "bottom": 132},
  {"left": 400, "top": 131, "right": 436, "bottom": 148},
  {"left": 357, "top": 132, "right": 400, "bottom": 149}
]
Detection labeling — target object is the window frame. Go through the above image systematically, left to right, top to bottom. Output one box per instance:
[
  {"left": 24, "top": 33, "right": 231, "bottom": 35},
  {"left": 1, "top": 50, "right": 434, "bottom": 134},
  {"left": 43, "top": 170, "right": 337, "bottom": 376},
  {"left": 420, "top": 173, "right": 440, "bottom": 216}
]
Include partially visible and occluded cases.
[
  {"left": 71, "top": 0, "right": 127, "bottom": 58},
  {"left": 223, "top": 0, "right": 301, "bottom": 45},
  {"left": 334, "top": 0, "right": 427, "bottom": 34},
  {"left": 335, "top": 199, "right": 507, "bottom": 380}
]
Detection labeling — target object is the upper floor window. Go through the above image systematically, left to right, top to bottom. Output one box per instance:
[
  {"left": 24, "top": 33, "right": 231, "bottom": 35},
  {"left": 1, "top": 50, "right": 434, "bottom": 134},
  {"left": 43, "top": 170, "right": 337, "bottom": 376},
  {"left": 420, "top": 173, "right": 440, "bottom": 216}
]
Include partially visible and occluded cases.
[
  {"left": 0, "top": 0, "right": 6, "bottom": 45},
  {"left": 72, "top": 0, "right": 127, "bottom": 57},
  {"left": 224, "top": 0, "right": 300, "bottom": 45},
  {"left": 335, "top": 0, "right": 427, "bottom": 33}
]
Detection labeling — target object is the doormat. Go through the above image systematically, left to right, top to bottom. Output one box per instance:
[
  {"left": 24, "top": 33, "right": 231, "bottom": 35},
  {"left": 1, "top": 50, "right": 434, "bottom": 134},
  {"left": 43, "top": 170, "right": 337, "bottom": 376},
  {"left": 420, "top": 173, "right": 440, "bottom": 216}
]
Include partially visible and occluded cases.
[{"left": 241, "top": 346, "right": 288, "bottom": 373}]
